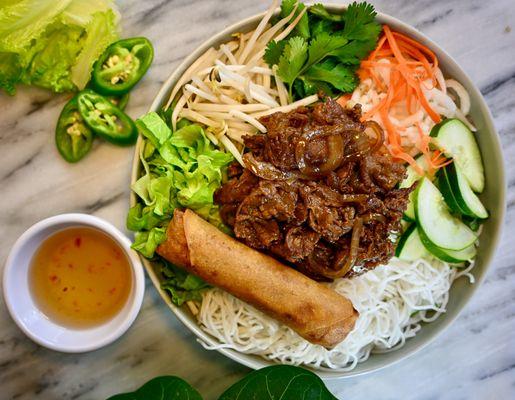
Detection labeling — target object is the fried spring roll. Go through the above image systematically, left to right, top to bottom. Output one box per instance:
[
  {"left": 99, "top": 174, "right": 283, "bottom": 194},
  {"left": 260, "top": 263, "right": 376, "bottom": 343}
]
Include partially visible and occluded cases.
[{"left": 157, "top": 209, "right": 358, "bottom": 348}]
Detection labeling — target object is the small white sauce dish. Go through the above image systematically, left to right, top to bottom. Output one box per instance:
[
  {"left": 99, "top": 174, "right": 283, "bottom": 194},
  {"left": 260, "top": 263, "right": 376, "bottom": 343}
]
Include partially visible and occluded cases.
[{"left": 2, "top": 213, "right": 145, "bottom": 353}]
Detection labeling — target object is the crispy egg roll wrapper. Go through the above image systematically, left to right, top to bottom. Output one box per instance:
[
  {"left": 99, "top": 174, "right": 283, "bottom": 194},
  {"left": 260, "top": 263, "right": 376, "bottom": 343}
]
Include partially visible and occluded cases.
[{"left": 157, "top": 209, "right": 358, "bottom": 348}]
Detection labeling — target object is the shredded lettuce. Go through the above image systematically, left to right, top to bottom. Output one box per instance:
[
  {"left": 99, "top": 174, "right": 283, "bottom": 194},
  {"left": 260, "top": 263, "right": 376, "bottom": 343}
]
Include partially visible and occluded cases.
[
  {"left": 0, "top": 0, "right": 119, "bottom": 94},
  {"left": 127, "top": 112, "right": 233, "bottom": 259},
  {"left": 128, "top": 112, "right": 233, "bottom": 304},
  {"left": 161, "top": 261, "right": 210, "bottom": 306}
]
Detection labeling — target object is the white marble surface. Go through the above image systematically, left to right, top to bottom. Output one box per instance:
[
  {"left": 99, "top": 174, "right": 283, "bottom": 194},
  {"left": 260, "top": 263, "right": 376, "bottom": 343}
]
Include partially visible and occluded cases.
[{"left": 1, "top": 1, "right": 514, "bottom": 399}]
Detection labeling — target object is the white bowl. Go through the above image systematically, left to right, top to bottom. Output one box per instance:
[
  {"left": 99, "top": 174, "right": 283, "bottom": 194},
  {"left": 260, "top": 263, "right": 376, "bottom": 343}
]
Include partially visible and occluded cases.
[
  {"left": 131, "top": 5, "right": 505, "bottom": 378},
  {"left": 2, "top": 213, "right": 145, "bottom": 353}
]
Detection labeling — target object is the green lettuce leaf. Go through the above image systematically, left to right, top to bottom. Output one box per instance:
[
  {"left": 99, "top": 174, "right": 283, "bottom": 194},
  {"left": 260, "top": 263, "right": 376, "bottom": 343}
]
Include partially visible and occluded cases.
[
  {"left": 0, "top": 0, "right": 119, "bottom": 94},
  {"left": 0, "top": 0, "right": 73, "bottom": 53},
  {"left": 60, "top": 0, "right": 115, "bottom": 26},
  {"left": 70, "top": 9, "right": 119, "bottom": 89},
  {"left": 19, "top": 22, "right": 84, "bottom": 92},
  {"left": 0, "top": 52, "right": 21, "bottom": 95},
  {"left": 136, "top": 111, "right": 172, "bottom": 145},
  {"left": 127, "top": 112, "right": 233, "bottom": 260},
  {"left": 126, "top": 203, "right": 164, "bottom": 232},
  {"left": 131, "top": 228, "right": 167, "bottom": 259},
  {"left": 161, "top": 262, "right": 210, "bottom": 306}
]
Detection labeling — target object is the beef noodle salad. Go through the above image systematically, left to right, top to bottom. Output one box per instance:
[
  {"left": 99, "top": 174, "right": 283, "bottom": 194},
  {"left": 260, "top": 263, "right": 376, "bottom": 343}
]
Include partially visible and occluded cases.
[{"left": 128, "top": 1, "right": 487, "bottom": 370}]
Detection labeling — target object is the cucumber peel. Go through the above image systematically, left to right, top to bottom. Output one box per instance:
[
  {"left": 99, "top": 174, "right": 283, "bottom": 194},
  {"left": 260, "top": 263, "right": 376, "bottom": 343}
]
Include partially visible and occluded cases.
[
  {"left": 430, "top": 118, "right": 485, "bottom": 193},
  {"left": 400, "top": 155, "right": 428, "bottom": 220},
  {"left": 443, "top": 163, "right": 488, "bottom": 219},
  {"left": 415, "top": 177, "right": 477, "bottom": 251},
  {"left": 396, "top": 224, "right": 430, "bottom": 261},
  {"left": 418, "top": 226, "right": 477, "bottom": 263}
]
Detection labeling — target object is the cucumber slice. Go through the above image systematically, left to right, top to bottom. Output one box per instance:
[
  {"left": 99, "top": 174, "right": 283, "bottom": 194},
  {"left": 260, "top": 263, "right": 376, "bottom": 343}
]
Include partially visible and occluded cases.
[
  {"left": 430, "top": 118, "right": 485, "bottom": 193},
  {"left": 400, "top": 155, "right": 428, "bottom": 220},
  {"left": 444, "top": 163, "right": 488, "bottom": 219},
  {"left": 438, "top": 168, "right": 465, "bottom": 215},
  {"left": 415, "top": 177, "right": 477, "bottom": 250},
  {"left": 404, "top": 201, "right": 416, "bottom": 221},
  {"left": 402, "top": 213, "right": 415, "bottom": 222},
  {"left": 463, "top": 215, "right": 482, "bottom": 232},
  {"left": 400, "top": 219, "right": 411, "bottom": 231},
  {"left": 396, "top": 224, "right": 430, "bottom": 261},
  {"left": 418, "top": 226, "right": 477, "bottom": 263}
]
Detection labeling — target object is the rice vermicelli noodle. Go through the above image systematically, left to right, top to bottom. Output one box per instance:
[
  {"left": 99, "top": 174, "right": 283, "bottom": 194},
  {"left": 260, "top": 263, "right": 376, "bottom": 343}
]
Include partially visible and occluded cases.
[{"left": 196, "top": 257, "right": 474, "bottom": 370}]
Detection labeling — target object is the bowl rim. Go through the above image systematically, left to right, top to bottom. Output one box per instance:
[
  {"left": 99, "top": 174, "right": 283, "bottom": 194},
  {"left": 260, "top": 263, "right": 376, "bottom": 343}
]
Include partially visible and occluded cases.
[
  {"left": 130, "top": 4, "right": 506, "bottom": 378},
  {"left": 2, "top": 213, "right": 146, "bottom": 353}
]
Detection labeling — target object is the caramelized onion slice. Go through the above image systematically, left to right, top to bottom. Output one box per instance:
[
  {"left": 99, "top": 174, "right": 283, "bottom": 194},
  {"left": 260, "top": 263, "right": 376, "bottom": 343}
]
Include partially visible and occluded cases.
[
  {"left": 365, "top": 120, "right": 385, "bottom": 154},
  {"left": 342, "top": 121, "right": 385, "bottom": 162},
  {"left": 295, "top": 133, "right": 345, "bottom": 177},
  {"left": 243, "top": 153, "right": 300, "bottom": 181},
  {"left": 340, "top": 194, "right": 368, "bottom": 203},
  {"left": 362, "top": 212, "right": 387, "bottom": 224},
  {"left": 323, "top": 217, "right": 363, "bottom": 279}
]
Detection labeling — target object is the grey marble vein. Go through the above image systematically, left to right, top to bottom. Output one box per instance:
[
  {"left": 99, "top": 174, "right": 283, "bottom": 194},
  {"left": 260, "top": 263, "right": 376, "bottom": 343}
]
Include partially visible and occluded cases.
[{"left": 1, "top": 0, "right": 514, "bottom": 399}]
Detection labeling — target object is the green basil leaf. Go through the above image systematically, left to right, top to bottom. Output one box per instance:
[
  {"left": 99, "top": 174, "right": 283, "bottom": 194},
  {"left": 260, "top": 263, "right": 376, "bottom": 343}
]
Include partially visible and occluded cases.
[
  {"left": 218, "top": 365, "right": 338, "bottom": 400},
  {"left": 106, "top": 376, "right": 203, "bottom": 400}
]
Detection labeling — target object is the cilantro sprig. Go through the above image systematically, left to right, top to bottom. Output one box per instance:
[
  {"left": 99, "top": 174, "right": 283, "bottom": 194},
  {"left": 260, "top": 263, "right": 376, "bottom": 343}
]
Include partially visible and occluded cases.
[{"left": 264, "top": 1, "right": 381, "bottom": 100}]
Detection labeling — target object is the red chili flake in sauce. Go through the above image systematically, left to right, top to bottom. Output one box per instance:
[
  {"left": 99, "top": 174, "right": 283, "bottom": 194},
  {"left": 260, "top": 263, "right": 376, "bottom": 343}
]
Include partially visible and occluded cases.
[
  {"left": 74, "top": 237, "right": 82, "bottom": 247},
  {"left": 68, "top": 263, "right": 74, "bottom": 269},
  {"left": 49, "top": 275, "right": 58, "bottom": 283},
  {"left": 63, "top": 287, "right": 68, "bottom": 292},
  {"left": 108, "top": 287, "right": 116, "bottom": 295}
]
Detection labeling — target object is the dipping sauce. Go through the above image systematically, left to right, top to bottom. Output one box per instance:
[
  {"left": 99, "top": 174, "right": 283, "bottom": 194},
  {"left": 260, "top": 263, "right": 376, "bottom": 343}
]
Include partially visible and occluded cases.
[{"left": 29, "top": 227, "right": 132, "bottom": 328}]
